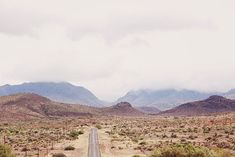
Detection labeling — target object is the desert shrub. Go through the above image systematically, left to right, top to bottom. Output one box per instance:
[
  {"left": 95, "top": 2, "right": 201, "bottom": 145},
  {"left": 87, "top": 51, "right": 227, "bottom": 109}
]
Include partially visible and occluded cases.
[
  {"left": 96, "top": 125, "right": 102, "bottom": 129},
  {"left": 203, "top": 127, "right": 211, "bottom": 134},
  {"left": 187, "top": 128, "right": 193, "bottom": 132},
  {"left": 224, "top": 129, "right": 234, "bottom": 135},
  {"left": 69, "top": 130, "right": 80, "bottom": 139},
  {"left": 78, "top": 130, "right": 84, "bottom": 135},
  {"left": 118, "top": 132, "right": 126, "bottom": 136},
  {"left": 170, "top": 133, "right": 177, "bottom": 138},
  {"left": 162, "top": 134, "right": 168, "bottom": 138},
  {"left": 188, "top": 135, "right": 198, "bottom": 140},
  {"left": 132, "top": 138, "right": 139, "bottom": 143},
  {"left": 180, "top": 138, "right": 187, "bottom": 143},
  {"left": 139, "top": 141, "right": 147, "bottom": 145},
  {"left": 0, "top": 144, "right": 15, "bottom": 157},
  {"left": 149, "top": 144, "right": 230, "bottom": 157},
  {"left": 64, "top": 145, "right": 75, "bottom": 151},
  {"left": 118, "top": 146, "right": 123, "bottom": 150},
  {"left": 21, "top": 147, "right": 30, "bottom": 152},
  {"left": 52, "top": 153, "right": 67, "bottom": 157}
]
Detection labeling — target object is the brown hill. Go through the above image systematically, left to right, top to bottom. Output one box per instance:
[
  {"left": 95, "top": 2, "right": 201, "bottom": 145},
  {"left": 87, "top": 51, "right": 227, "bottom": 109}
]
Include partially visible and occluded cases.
[
  {"left": 0, "top": 93, "right": 98, "bottom": 120},
  {"left": 0, "top": 94, "right": 146, "bottom": 120},
  {"left": 159, "top": 95, "right": 235, "bottom": 116},
  {"left": 102, "top": 102, "right": 145, "bottom": 117}
]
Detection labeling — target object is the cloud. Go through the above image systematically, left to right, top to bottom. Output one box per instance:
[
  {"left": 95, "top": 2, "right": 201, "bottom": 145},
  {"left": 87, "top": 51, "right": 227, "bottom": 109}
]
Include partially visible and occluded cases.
[
  {"left": 0, "top": 0, "right": 235, "bottom": 101},
  {"left": 0, "top": 0, "right": 214, "bottom": 38}
]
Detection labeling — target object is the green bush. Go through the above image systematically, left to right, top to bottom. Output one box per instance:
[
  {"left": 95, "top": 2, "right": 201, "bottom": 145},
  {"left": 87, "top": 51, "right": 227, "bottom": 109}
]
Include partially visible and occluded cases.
[
  {"left": 69, "top": 130, "right": 80, "bottom": 139},
  {"left": 0, "top": 144, "right": 15, "bottom": 157},
  {"left": 149, "top": 144, "right": 230, "bottom": 157}
]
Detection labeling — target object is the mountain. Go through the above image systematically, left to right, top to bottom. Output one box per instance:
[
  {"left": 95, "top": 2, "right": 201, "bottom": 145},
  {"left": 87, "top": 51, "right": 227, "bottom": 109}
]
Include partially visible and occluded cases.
[
  {"left": 0, "top": 82, "right": 104, "bottom": 107},
  {"left": 3, "top": 82, "right": 235, "bottom": 110},
  {"left": 116, "top": 89, "right": 213, "bottom": 110},
  {"left": 0, "top": 93, "right": 99, "bottom": 120},
  {"left": 159, "top": 95, "right": 235, "bottom": 116},
  {"left": 101, "top": 102, "right": 145, "bottom": 117},
  {"left": 137, "top": 106, "right": 161, "bottom": 114}
]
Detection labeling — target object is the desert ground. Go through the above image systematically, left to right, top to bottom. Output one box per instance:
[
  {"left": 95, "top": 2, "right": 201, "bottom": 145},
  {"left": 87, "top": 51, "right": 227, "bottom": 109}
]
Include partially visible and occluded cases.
[{"left": 1, "top": 114, "right": 235, "bottom": 157}]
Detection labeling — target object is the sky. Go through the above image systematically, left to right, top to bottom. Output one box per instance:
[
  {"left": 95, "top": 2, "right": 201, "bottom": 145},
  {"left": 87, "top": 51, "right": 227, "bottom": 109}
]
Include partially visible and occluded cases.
[{"left": 0, "top": 0, "right": 235, "bottom": 101}]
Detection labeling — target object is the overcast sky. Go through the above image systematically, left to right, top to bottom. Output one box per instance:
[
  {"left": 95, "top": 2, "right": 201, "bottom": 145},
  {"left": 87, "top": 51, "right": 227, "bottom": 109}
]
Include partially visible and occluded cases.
[{"left": 0, "top": 0, "right": 235, "bottom": 101}]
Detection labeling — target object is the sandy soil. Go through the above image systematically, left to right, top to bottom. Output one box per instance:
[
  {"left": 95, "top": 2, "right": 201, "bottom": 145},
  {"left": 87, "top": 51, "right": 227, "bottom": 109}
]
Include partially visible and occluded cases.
[
  {"left": 2, "top": 114, "right": 235, "bottom": 157},
  {"left": 47, "top": 127, "right": 89, "bottom": 157},
  {"left": 98, "top": 127, "right": 146, "bottom": 157}
]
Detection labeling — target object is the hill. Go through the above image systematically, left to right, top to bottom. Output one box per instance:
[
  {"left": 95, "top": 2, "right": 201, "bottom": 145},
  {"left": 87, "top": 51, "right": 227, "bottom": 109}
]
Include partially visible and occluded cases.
[
  {"left": 0, "top": 82, "right": 104, "bottom": 107},
  {"left": 116, "top": 89, "right": 213, "bottom": 110},
  {"left": 0, "top": 93, "right": 99, "bottom": 120},
  {"left": 0, "top": 94, "right": 145, "bottom": 120},
  {"left": 159, "top": 95, "right": 235, "bottom": 116},
  {"left": 102, "top": 102, "right": 145, "bottom": 117}
]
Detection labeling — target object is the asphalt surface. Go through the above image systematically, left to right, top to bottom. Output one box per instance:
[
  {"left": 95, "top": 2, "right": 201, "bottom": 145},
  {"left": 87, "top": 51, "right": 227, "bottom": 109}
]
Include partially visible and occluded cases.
[{"left": 88, "top": 128, "right": 101, "bottom": 157}]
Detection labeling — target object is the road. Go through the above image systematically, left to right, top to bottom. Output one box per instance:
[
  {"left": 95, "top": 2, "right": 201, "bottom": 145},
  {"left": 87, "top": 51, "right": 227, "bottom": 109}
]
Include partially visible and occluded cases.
[{"left": 88, "top": 128, "right": 101, "bottom": 157}]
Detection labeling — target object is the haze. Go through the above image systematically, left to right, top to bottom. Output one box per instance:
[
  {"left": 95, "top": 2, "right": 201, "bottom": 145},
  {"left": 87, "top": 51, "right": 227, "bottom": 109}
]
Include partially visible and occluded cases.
[{"left": 0, "top": 0, "right": 235, "bottom": 101}]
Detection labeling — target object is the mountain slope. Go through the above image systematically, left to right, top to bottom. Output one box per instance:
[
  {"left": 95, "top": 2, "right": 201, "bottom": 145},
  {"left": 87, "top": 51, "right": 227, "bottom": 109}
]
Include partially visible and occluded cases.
[
  {"left": 0, "top": 82, "right": 104, "bottom": 107},
  {"left": 117, "top": 89, "right": 213, "bottom": 110},
  {"left": 0, "top": 93, "right": 99, "bottom": 120},
  {"left": 0, "top": 94, "right": 145, "bottom": 120},
  {"left": 159, "top": 95, "right": 235, "bottom": 116},
  {"left": 102, "top": 102, "right": 145, "bottom": 116},
  {"left": 137, "top": 106, "right": 161, "bottom": 114}
]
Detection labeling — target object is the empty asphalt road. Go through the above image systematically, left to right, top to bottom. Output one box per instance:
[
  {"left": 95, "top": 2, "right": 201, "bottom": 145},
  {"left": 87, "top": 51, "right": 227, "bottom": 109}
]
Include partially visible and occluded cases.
[{"left": 88, "top": 128, "right": 101, "bottom": 157}]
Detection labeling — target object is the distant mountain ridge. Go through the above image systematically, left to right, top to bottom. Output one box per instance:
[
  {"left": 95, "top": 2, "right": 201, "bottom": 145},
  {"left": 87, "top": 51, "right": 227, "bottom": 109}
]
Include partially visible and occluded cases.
[
  {"left": 0, "top": 82, "right": 105, "bottom": 107},
  {"left": 2, "top": 82, "right": 235, "bottom": 110},
  {"left": 116, "top": 88, "right": 235, "bottom": 110},
  {"left": 116, "top": 89, "right": 215, "bottom": 110},
  {"left": 159, "top": 95, "right": 235, "bottom": 116}
]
